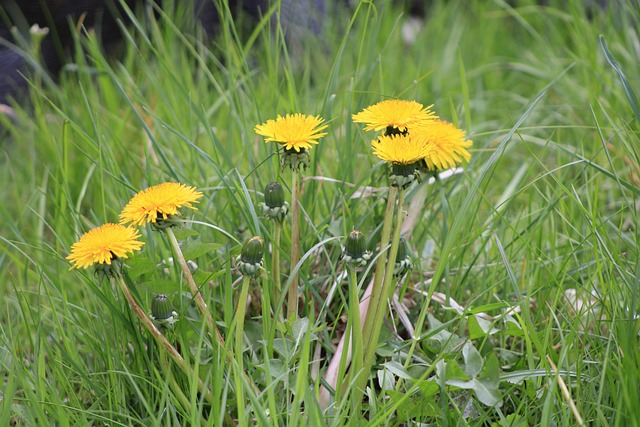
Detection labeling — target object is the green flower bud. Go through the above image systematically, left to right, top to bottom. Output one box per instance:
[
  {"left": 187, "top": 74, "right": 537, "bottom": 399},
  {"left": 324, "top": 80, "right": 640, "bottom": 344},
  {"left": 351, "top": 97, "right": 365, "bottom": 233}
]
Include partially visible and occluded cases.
[
  {"left": 260, "top": 182, "right": 290, "bottom": 223},
  {"left": 264, "top": 182, "right": 285, "bottom": 208},
  {"left": 342, "top": 230, "right": 372, "bottom": 268},
  {"left": 345, "top": 230, "right": 366, "bottom": 259},
  {"left": 238, "top": 236, "right": 264, "bottom": 277},
  {"left": 394, "top": 238, "right": 413, "bottom": 277},
  {"left": 150, "top": 294, "right": 179, "bottom": 329},
  {"left": 151, "top": 294, "right": 173, "bottom": 319}
]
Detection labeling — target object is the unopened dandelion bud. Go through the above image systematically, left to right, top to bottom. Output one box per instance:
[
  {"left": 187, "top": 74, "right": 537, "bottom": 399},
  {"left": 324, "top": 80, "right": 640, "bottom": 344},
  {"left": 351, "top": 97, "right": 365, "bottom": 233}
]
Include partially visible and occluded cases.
[
  {"left": 260, "top": 182, "right": 289, "bottom": 223},
  {"left": 265, "top": 182, "right": 285, "bottom": 208},
  {"left": 342, "top": 230, "right": 372, "bottom": 268},
  {"left": 237, "top": 236, "right": 264, "bottom": 277},
  {"left": 394, "top": 238, "right": 413, "bottom": 277},
  {"left": 150, "top": 294, "right": 179, "bottom": 329},
  {"left": 151, "top": 294, "right": 173, "bottom": 320}
]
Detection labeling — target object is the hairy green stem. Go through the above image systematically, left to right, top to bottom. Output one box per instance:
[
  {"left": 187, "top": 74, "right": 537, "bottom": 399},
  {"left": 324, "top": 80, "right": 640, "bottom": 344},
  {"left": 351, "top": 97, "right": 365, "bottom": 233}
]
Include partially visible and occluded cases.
[
  {"left": 288, "top": 170, "right": 300, "bottom": 318},
  {"left": 355, "top": 186, "right": 404, "bottom": 404},
  {"left": 360, "top": 187, "right": 397, "bottom": 356},
  {"left": 272, "top": 223, "right": 282, "bottom": 310},
  {"left": 165, "top": 227, "right": 226, "bottom": 347},
  {"left": 166, "top": 227, "right": 261, "bottom": 401},
  {"left": 347, "top": 266, "right": 364, "bottom": 399},
  {"left": 114, "top": 275, "right": 213, "bottom": 404},
  {"left": 233, "top": 275, "right": 251, "bottom": 425},
  {"left": 158, "top": 352, "right": 198, "bottom": 424}
]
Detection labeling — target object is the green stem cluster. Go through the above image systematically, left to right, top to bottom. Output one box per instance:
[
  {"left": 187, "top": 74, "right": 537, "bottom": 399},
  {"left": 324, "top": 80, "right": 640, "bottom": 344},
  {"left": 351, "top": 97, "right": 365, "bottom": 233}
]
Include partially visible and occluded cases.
[
  {"left": 288, "top": 170, "right": 300, "bottom": 318},
  {"left": 354, "top": 187, "right": 407, "bottom": 406},
  {"left": 272, "top": 223, "right": 282, "bottom": 308},
  {"left": 165, "top": 226, "right": 260, "bottom": 406},
  {"left": 165, "top": 227, "right": 226, "bottom": 347},
  {"left": 114, "top": 275, "right": 213, "bottom": 404},
  {"left": 233, "top": 276, "right": 251, "bottom": 425}
]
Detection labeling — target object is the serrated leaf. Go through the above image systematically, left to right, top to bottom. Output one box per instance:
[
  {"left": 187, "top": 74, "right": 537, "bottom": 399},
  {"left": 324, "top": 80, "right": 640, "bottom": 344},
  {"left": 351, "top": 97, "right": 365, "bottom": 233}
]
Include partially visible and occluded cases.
[
  {"left": 172, "top": 228, "right": 199, "bottom": 239},
  {"left": 181, "top": 240, "right": 222, "bottom": 260},
  {"left": 125, "top": 256, "right": 156, "bottom": 279},
  {"left": 191, "top": 269, "right": 217, "bottom": 284},
  {"left": 139, "top": 279, "right": 180, "bottom": 294},
  {"left": 469, "top": 302, "right": 511, "bottom": 313},
  {"left": 426, "top": 314, "right": 464, "bottom": 352},
  {"left": 502, "top": 314, "right": 524, "bottom": 337},
  {"left": 468, "top": 315, "right": 486, "bottom": 340},
  {"left": 475, "top": 315, "right": 500, "bottom": 335},
  {"left": 290, "top": 317, "right": 316, "bottom": 346},
  {"left": 272, "top": 338, "right": 294, "bottom": 361},
  {"left": 462, "top": 341, "right": 484, "bottom": 378},
  {"left": 376, "top": 344, "right": 395, "bottom": 358},
  {"left": 481, "top": 353, "right": 501, "bottom": 384},
  {"left": 269, "top": 358, "right": 286, "bottom": 379},
  {"left": 435, "top": 359, "right": 447, "bottom": 387},
  {"left": 444, "top": 359, "right": 470, "bottom": 381},
  {"left": 381, "top": 361, "right": 413, "bottom": 380},
  {"left": 407, "top": 364, "right": 429, "bottom": 380},
  {"left": 377, "top": 367, "right": 396, "bottom": 390},
  {"left": 445, "top": 378, "right": 502, "bottom": 407},
  {"left": 387, "top": 389, "right": 438, "bottom": 422},
  {"left": 491, "top": 413, "right": 527, "bottom": 427}
]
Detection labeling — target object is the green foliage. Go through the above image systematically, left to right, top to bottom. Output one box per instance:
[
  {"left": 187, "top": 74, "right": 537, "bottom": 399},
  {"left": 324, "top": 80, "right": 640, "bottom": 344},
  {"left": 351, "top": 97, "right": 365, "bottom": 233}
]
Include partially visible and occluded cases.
[{"left": 1, "top": 0, "right": 640, "bottom": 425}]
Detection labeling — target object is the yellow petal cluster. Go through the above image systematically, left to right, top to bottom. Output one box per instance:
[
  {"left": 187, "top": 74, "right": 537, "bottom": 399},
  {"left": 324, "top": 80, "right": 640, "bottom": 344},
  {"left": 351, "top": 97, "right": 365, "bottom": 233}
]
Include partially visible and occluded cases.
[
  {"left": 352, "top": 100, "right": 437, "bottom": 133},
  {"left": 255, "top": 113, "right": 328, "bottom": 152},
  {"left": 415, "top": 120, "right": 473, "bottom": 170},
  {"left": 372, "top": 134, "right": 434, "bottom": 165},
  {"left": 120, "top": 182, "right": 203, "bottom": 227},
  {"left": 67, "top": 223, "right": 144, "bottom": 269}
]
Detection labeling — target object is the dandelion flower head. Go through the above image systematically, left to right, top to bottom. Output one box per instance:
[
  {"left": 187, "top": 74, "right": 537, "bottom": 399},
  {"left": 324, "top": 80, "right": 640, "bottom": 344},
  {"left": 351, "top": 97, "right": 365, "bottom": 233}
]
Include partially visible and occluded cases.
[
  {"left": 352, "top": 100, "right": 437, "bottom": 133},
  {"left": 255, "top": 113, "right": 328, "bottom": 152},
  {"left": 415, "top": 120, "right": 472, "bottom": 170},
  {"left": 372, "top": 133, "right": 434, "bottom": 165},
  {"left": 120, "top": 182, "right": 203, "bottom": 227},
  {"left": 67, "top": 223, "right": 144, "bottom": 269}
]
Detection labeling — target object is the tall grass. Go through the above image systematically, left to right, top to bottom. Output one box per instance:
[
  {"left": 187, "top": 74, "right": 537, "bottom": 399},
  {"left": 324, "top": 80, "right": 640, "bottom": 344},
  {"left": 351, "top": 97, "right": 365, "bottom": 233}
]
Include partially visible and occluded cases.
[{"left": 1, "top": 0, "right": 639, "bottom": 425}]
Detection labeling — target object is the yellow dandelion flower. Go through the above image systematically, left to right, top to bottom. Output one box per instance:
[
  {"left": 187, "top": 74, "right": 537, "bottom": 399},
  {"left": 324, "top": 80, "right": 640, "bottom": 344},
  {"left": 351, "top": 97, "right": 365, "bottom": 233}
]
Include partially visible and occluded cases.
[
  {"left": 352, "top": 100, "right": 437, "bottom": 133},
  {"left": 254, "top": 113, "right": 328, "bottom": 152},
  {"left": 415, "top": 120, "right": 473, "bottom": 170},
  {"left": 372, "top": 133, "right": 434, "bottom": 165},
  {"left": 120, "top": 182, "right": 203, "bottom": 227},
  {"left": 67, "top": 223, "right": 144, "bottom": 269}
]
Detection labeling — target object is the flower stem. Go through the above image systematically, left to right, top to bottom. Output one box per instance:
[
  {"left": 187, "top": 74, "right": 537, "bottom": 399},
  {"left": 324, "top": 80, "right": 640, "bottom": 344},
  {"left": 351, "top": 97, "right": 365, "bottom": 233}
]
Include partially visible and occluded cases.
[
  {"left": 288, "top": 170, "right": 300, "bottom": 318},
  {"left": 355, "top": 186, "right": 404, "bottom": 402},
  {"left": 360, "top": 187, "right": 397, "bottom": 352},
  {"left": 379, "top": 188, "right": 407, "bottom": 306},
  {"left": 272, "top": 223, "right": 282, "bottom": 310},
  {"left": 165, "top": 227, "right": 225, "bottom": 347},
  {"left": 166, "top": 227, "right": 261, "bottom": 402},
  {"left": 347, "top": 266, "right": 364, "bottom": 413},
  {"left": 347, "top": 267, "right": 363, "bottom": 383},
  {"left": 114, "top": 275, "right": 213, "bottom": 404},
  {"left": 233, "top": 275, "right": 251, "bottom": 425},
  {"left": 158, "top": 351, "right": 194, "bottom": 421}
]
